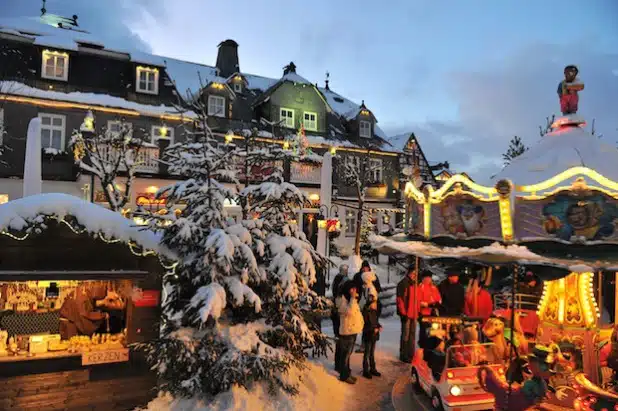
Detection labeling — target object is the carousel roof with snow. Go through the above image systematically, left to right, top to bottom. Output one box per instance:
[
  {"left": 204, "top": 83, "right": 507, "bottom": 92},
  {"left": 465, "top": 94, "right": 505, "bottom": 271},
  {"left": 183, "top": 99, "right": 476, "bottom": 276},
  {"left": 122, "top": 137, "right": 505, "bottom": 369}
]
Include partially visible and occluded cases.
[{"left": 491, "top": 115, "right": 618, "bottom": 186}]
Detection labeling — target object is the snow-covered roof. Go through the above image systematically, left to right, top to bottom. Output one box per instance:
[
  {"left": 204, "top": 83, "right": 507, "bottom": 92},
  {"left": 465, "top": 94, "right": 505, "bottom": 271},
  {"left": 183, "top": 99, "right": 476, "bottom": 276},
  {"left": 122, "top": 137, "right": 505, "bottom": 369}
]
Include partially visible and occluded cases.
[
  {"left": 0, "top": 16, "right": 385, "bottom": 141},
  {"left": 0, "top": 81, "right": 191, "bottom": 118},
  {"left": 491, "top": 116, "right": 618, "bottom": 186},
  {"left": 386, "top": 133, "right": 412, "bottom": 152},
  {"left": 0, "top": 193, "right": 170, "bottom": 258}
]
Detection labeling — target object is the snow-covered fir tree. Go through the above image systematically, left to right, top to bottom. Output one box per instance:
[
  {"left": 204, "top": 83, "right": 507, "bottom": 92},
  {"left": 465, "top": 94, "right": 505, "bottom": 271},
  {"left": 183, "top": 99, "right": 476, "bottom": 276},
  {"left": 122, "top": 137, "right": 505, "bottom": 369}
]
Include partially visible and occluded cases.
[
  {"left": 138, "top": 94, "right": 329, "bottom": 400},
  {"left": 70, "top": 111, "right": 143, "bottom": 211},
  {"left": 502, "top": 135, "right": 529, "bottom": 166},
  {"left": 359, "top": 209, "right": 375, "bottom": 258}
]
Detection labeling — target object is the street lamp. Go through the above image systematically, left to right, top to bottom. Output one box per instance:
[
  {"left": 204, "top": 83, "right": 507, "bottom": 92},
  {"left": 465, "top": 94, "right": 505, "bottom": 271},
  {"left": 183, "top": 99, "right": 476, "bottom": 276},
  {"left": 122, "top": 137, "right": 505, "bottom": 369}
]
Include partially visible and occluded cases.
[{"left": 79, "top": 111, "right": 96, "bottom": 203}]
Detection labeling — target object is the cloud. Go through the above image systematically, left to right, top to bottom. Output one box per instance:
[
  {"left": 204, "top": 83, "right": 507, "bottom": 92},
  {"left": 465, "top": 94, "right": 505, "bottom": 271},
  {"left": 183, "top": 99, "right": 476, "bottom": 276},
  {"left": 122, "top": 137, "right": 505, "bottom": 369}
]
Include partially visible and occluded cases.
[{"left": 386, "top": 40, "right": 618, "bottom": 182}]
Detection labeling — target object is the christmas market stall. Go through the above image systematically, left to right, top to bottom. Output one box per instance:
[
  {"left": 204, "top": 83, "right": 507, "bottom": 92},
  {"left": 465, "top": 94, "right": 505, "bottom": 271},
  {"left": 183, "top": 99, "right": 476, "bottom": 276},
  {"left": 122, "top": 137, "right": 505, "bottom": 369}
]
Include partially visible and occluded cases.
[
  {"left": 377, "top": 67, "right": 618, "bottom": 410},
  {"left": 0, "top": 193, "right": 170, "bottom": 411}
]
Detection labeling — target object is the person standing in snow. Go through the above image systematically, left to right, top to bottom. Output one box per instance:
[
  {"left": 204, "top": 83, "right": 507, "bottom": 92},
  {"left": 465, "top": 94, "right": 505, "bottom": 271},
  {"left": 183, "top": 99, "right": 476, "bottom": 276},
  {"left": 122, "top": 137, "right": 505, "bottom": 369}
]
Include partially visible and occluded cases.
[
  {"left": 354, "top": 260, "right": 382, "bottom": 296},
  {"left": 332, "top": 264, "right": 349, "bottom": 373},
  {"left": 396, "top": 265, "right": 417, "bottom": 362},
  {"left": 439, "top": 271, "right": 465, "bottom": 317},
  {"left": 337, "top": 281, "right": 364, "bottom": 384},
  {"left": 361, "top": 293, "right": 382, "bottom": 379}
]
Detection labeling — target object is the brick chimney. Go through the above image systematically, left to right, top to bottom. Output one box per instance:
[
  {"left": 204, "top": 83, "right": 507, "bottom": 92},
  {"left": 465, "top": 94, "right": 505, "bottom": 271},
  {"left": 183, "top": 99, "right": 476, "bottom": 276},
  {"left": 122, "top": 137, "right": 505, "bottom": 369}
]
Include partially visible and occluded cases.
[{"left": 215, "top": 39, "right": 239, "bottom": 78}]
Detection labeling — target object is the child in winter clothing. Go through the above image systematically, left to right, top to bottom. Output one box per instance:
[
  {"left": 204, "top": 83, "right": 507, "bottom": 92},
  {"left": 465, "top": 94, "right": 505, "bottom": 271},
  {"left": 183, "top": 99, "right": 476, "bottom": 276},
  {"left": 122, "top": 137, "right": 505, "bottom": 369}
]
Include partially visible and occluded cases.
[
  {"left": 332, "top": 264, "right": 349, "bottom": 373},
  {"left": 336, "top": 281, "right": 364, "bottom": 384},
  {"left": 361, "top": 294, "right": 382, "bottom": 379}
]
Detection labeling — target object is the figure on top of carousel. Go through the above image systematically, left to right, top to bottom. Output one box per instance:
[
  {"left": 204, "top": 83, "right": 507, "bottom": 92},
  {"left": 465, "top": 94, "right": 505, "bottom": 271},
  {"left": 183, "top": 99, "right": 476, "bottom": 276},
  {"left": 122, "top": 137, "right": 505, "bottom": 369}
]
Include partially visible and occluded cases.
[{"left": 557, "top": 65, "right": 584, "bottom": 115}]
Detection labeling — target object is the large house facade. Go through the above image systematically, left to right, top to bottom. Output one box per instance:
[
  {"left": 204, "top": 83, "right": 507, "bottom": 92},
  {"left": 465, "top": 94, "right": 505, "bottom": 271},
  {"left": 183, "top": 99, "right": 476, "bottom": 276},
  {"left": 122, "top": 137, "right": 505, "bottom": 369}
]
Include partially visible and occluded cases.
[{"left": 0, "top": 13, "right": 443, "bottom": 252}]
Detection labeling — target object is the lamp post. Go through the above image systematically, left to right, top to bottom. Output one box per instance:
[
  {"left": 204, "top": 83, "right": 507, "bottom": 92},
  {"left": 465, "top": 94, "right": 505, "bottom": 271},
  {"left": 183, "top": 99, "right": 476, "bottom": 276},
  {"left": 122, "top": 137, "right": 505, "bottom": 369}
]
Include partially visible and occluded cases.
[
  {"left": 80, "top": 111, "right": 96, "bottom": 203},
  {"left": 317, "top": 204, "right": 340, "bottom": 282}
]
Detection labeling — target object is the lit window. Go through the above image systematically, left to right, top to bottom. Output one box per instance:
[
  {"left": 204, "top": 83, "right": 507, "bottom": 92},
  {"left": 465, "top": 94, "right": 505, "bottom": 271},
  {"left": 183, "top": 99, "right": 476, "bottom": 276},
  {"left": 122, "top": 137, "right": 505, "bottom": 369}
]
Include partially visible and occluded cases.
[
  {"left": 41, "top": 50, "right": 69, "bottom": 81},
  {"left": 136, "top": 66, "right": 159, "bottom": 94},
  {"left": 233, "top": 82, "right": 242, "bottom": 93},
  {"left": 208, "top": 95, "right": 226, "bottom": 117},
  {"left": 0, "top": 108, "right": 4, "bottom": 145},
  {"left": 280, "top": 108, "right": 295, "bottom": 128},
  {"left": 304, "top": 112, "right": 317, "bottom": 131},
  {"left": 38, "top": 113, "right": 66, "bottom": 150},
  {"left": 360, "top": 120, "right": 371, "bottom": 138},
  {"left": 107, "top": 121, "right": 133, "bottom": 137},
  {"left": 151, "top": 125, "right": 174, "bottom": 144},
  {"left": 370, "top": 158, "right": 383, "bottom": 183},
  {"left": 0, "top": 194, "right": 8, "bottom": 204},
  {"left": 345, "top": 210, "right": 357, "bottom": 236}
]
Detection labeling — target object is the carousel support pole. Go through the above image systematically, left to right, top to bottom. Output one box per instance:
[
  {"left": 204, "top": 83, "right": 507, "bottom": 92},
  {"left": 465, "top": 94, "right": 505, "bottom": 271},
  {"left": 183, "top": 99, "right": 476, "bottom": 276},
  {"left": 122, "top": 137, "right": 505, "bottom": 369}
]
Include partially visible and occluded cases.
[
  {"left": 412, "top": 256, "right": 419, "bottom": 355},
  {"left": 506, "top": 264, "right": 520, "bottom": 409},
  {"left": 598, "top": 270, "right": 603, "bottom": 322}
]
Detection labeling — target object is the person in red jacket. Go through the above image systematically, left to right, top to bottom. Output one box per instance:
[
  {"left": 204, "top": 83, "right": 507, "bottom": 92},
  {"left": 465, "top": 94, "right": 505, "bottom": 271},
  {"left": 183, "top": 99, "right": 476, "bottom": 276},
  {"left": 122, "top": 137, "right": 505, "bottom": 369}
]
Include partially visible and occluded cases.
[
  {"left": 416, "top": 271, "right": 442, "bottom": 349},
  {"left": 464, "top": 279, "right": 493, "bottom": 323}
]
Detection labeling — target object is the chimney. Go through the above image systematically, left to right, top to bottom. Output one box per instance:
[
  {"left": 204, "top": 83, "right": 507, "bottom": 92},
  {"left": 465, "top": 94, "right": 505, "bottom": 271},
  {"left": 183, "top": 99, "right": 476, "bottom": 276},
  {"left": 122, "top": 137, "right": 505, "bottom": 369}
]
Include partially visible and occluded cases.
[
  {"left": 216, "top": 39, "right": 239, "bottom": 78},
  {"left": 325, "top": 71, "right": 330, "bottom": 90}
]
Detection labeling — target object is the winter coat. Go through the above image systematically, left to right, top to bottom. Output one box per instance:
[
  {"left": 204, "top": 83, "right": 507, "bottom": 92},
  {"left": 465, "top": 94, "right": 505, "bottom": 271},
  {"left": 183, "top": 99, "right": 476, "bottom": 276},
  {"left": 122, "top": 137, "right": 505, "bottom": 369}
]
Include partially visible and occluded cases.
[
  {"left": 332, "top": 273, "right": 347, "bottom": 301},
  {"left": 396, "top": 276, "right": 416, "bottom": 319},
  {"left": 438, "top": 279, "right": 465, "bottom": 316},
  {"left": 416, "top": 283, "right": 442, "bottom": 317},
  {"left": 464, "top": 289, "right": 493, "bottom": 321},
  {"left": 337, "top": 296, "right": 364, "bottom": 337},
  {"left": 362, "top": 305, "right": 381, "bottom": 343},
  {"left": 480, "top": 367, "right": 547, "bottom": 411}
]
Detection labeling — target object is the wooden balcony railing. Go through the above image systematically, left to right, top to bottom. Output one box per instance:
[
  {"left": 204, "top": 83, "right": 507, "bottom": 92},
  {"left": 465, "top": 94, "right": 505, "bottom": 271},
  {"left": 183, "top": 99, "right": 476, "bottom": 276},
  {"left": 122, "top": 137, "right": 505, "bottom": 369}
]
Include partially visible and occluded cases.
[
  {"left": 96, "top": 145, "right": 160, "bottom": 174},
  {"left": 290, "top": 162, "right": 321, "bottom": 184}
]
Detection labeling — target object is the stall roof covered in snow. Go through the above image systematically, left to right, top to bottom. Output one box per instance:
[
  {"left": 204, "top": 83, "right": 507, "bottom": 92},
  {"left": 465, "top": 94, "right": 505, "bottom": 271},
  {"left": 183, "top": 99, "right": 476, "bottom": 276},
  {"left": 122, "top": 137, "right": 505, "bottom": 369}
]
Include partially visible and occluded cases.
[
  {"left": 491, "top": 116, "right": 618, "bottom": 185},
  {"left": 0, "top": 193, "right": 170, "bottom": 258}
]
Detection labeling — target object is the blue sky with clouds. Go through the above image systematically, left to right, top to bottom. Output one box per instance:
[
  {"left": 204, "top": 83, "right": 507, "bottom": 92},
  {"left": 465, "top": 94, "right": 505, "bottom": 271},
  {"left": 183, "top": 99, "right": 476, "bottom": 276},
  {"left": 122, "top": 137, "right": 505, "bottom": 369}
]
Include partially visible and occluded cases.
[{"left": 2, "top": 0, "right": 617, "bottom": 179}]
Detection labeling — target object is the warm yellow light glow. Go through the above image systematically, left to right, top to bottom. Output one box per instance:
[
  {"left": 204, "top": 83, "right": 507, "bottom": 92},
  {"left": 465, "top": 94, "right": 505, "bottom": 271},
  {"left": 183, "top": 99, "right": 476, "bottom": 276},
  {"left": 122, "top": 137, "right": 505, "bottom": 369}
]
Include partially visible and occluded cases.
[
  {"left": 136, "top": 65, "right": 158, "bottom": 73},
  {"left": 211, "top": 83, "right": 225, "bottom": 90},
  {"left": 1, "top": 95, "right": 190, "bottom": 122},
  {"left": 360, "top": 109, "right": 370, "bottom": 116},
  {"left": 82, "top": 111, "right": 95, "bottom": 131},
  {"left": 159, "top": 125, "right": 168, "bottom": 137},
  {"left": 225, "top": 132, "right": 234, "bottom": 144},
  {"left": 283, "top": 140, "right": 290, "bottom": 150},
  {"left": 330, "top": 146, "right": 337, "bottom": 155},
  {"left": 517, "top": 167, "right": 618, "bottom": 194},
  {"left": 430, "top": 173, "right": 497, "bottom": 201},
  {"left": 404, "top": 181, "right": 426, "bottom": 204},
  {"left": 145, "top": 185, "right": 159, "bottom": 194},
  {"left": 308, "top": 193, "right": 320, "bottom": 202},
  {"left": 498, "top": 196, "right": 513, "bottom": 241},
  {"left": 423, "top": 202, "right": 431, "bottom": 237},
  {"left": 317, "top": 219, "right": 327, "bottom": 229},
  {"left": 557, "top": 278, "right": 566, "bottom": 324}
]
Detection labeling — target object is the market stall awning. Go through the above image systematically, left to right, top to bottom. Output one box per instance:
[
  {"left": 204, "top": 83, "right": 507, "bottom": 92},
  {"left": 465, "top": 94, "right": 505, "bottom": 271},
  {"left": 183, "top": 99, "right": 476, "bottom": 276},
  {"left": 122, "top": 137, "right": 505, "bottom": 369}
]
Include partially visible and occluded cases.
[{"left": 371, "top": 235, "right": 618, "bottom": 280}]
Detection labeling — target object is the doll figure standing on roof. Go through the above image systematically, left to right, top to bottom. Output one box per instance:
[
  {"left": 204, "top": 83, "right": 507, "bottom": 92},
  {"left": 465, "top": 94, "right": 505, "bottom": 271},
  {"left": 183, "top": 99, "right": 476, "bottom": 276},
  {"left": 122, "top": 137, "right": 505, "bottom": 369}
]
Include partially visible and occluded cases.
[{"left": 557, "top": 65, "right": 584, "bottom": 115}]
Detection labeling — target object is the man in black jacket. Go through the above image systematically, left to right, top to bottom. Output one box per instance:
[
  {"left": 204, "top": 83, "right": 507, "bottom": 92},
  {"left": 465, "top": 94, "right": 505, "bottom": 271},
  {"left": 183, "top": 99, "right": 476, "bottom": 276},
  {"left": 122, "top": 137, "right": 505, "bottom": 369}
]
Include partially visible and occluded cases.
[{"left": 439, "top": 271, "right": 465, "bottom": 317}]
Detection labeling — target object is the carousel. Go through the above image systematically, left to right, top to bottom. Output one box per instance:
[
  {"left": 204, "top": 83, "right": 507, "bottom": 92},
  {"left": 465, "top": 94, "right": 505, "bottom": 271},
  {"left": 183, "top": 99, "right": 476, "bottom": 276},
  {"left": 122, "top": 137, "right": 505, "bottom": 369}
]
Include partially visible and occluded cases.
[{"left": 374, "top": 66, "right": 618, "bottom": 410}]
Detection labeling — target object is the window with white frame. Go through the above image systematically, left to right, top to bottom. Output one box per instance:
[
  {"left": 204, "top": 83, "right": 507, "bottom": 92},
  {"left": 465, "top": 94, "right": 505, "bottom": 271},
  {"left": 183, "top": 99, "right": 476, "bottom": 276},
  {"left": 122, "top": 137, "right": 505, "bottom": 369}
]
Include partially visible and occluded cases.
[
  {"left": 41, "top": 50, "right": 69, "bottom": 81},
  {"left": 136, "top": 66, "right": 159, "bottom": 94},
  {"left": 233, "top": 82, "right": 242, "bottom": 93},
  {"left": 208, "top": 95, "right": 226, "bottom": 117},
  {"left": 280, "top": 108, "right": 295, "bottom": 128},
  {"left": 0, "top": 109, "right": 4, "bottom": 145},
  {"left": 303, "top": 112, "right": 317, "bottom": 131},
  {"left": 39, "top": 113, "right": 66, "bottom": 150},
  {"left": 107, "top": 120, "right": 133, "bottom": 137},
  {"left": 359, "top": 120, "right": 371, "bottom": 138},
  {"left": 151, "top": 125, "right": 174, "bottom": 144},
  {"left": 344, "top": 155, "right": 361, "bottom": 173},
  {"left": 370, "top": 158, "right": 383, "bottom": 183},
  {"left": 345, "top": 210, "right": 357, "bottom": 236}
]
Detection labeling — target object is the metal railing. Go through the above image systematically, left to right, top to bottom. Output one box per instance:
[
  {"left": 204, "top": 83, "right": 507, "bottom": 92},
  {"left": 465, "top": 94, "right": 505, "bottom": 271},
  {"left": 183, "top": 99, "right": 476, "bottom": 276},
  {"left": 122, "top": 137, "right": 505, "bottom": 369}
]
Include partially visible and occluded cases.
[{"left": 494, "top": 293, "right": 541, "bottom": 311}]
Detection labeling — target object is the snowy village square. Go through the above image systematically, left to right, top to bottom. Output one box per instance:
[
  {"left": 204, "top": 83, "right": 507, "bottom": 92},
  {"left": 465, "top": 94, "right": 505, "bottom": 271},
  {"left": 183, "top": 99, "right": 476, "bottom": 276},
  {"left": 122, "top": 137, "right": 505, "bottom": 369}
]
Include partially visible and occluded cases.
[{"left": 0, "top": 1, "right": 616, "bottom": 410}]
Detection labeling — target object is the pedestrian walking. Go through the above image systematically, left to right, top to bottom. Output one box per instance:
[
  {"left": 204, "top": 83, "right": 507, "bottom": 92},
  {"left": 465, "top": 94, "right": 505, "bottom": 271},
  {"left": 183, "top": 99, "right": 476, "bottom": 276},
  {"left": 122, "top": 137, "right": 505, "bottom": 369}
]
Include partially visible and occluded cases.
[
  {"left": 396, "top": 265, "right": 417, "bottom": 362},
  {"left": 337, "top": 281, "right": 364, "bottom": 384},
  {"left": 361, "top": 293, "right": 382, "bottom": 379}
]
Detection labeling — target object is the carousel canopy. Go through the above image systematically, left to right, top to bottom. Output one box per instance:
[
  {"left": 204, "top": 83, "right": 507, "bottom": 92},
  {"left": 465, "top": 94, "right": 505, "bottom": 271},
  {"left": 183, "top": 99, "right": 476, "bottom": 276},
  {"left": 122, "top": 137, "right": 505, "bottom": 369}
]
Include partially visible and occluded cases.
[
  {"left": 491, "top": 115, "right": 618, "bottom": 186},
  {"left": 371, "top": 234, "right": 618, "bottom": 280}
]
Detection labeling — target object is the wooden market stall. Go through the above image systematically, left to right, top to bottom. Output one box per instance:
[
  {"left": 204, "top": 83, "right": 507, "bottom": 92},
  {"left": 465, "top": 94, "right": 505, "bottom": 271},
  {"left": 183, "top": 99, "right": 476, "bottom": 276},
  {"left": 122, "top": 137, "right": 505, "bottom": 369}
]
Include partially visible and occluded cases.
[{"left": 0, "top": 193, "right": 170, "bottom": 411}]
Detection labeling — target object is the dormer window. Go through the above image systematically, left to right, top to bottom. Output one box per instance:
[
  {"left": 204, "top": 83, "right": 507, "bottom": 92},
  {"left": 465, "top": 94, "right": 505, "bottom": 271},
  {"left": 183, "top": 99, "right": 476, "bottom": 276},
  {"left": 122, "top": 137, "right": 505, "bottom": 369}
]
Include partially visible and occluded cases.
[
  {"left": 41, "top": 50, "right": 69, "bottom": 81},
  {"left": 136, "top": 66, "right": 159, "bottom": 95},
  {"left": 233, "top": 82, "right": 242, "bottom": 93},
  {"left": 208, "top": 95, "right": 226, "bottom": 117},
  {"left": 280, "top": 108, "right": 295, "bottom": 128},
  {"left": 304, "top": 112, "right": 317, "bottom": 131},
  {"left": 359, "top": 120, "right": 371, "bottom": 138}
]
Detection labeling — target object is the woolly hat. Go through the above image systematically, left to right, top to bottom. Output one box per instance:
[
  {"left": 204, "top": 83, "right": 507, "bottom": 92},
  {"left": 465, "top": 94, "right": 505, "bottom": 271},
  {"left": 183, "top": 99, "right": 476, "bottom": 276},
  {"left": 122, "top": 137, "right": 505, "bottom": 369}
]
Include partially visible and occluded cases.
[
  {"left": 361, "top": 260, "right": 371, "bottom": 270},
  {"left": 420, "top": 270, "right": 433, "bottom": 279},
  {"left": 426, "top": 336, "right": 444, "bottom": 351}
]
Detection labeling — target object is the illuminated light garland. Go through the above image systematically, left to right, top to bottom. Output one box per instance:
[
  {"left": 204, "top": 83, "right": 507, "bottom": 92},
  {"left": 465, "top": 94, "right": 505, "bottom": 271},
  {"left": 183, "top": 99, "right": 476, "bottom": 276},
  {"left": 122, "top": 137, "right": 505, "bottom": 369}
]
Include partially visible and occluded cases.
[
  {"left": 2, "top": 95, "right": 192, "bottom": 122},
  {"left": 517, "top": 166, "right": 618, "bottom": 194},
  {"left": 429, "top": 173, "right": 497, "bottom": 200},
  {"left": 404, "top": 181, "right": 426, "bottom": 204},
  {"left": 431, "top": 189, "right": 498, "bottom": 204},
  {"left": 498, "top": 196, "right": 513, "bottom": 241},
  {"left": 423, "top": 202, "right": 431, "bottom": 238},
  {"left": 557, "top": 277, "right": 566, "bottom": 324}
]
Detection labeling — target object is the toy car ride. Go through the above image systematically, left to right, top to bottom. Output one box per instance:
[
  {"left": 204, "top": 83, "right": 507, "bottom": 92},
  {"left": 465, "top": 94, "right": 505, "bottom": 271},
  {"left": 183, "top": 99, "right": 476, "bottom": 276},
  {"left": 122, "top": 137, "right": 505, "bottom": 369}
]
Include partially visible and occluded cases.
[{"left": 410, "top": 341, "right": 503, "bottom": 411}]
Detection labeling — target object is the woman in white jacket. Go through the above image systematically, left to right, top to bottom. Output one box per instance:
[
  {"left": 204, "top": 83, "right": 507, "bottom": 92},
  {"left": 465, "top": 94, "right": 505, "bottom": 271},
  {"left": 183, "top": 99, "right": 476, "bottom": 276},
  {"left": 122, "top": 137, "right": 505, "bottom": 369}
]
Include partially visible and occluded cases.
[{"left": 336, "top": 281, "right": 364, "bottom": 384}]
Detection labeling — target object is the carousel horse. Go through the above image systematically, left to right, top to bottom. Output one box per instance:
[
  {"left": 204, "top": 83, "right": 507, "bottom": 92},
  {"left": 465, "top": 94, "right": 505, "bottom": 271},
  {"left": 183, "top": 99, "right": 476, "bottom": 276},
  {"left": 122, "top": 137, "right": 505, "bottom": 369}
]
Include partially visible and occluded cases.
[{"left": 483, "top": 314, "right": 529, "bottom": 363}]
